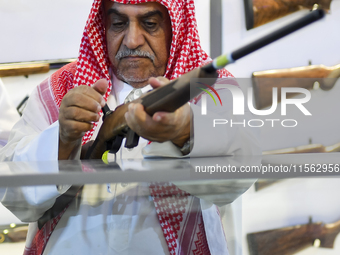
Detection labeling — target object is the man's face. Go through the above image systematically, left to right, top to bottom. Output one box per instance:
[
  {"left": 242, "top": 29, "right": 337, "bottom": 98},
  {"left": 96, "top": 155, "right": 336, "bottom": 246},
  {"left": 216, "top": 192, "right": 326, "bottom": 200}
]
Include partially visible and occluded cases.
[{"left": 103, "top": 1, "right": 172, "bottom": 88}]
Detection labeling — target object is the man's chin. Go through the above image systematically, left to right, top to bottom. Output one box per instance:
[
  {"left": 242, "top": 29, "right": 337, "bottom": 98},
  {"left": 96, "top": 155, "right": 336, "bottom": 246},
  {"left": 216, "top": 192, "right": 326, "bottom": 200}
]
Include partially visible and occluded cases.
[
  {"left": 117, "top": 73, "right": 151, "bottom": 88},
  {"left": 126, "top": 80, "right": 150, "bottom": 88}
]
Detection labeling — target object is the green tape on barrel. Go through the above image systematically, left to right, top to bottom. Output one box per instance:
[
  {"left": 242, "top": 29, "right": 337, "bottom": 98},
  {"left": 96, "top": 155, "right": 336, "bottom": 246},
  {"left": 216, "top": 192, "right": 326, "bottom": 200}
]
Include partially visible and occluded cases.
[{"left": 215, "top": 55, "right": 230, "bottom": 68}]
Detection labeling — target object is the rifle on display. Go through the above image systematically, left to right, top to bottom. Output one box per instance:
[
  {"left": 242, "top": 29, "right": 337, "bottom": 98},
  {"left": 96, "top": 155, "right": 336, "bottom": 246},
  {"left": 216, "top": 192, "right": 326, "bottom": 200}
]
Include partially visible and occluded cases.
[
  {"left": 244, "top": 0, "right": 332, "bottom": 30},
  {"left": 85, "top": 9, "right": 325, "bottom": 160},
  {"left": 0, "top": 59, "right": 76, "bottom": 78},
  {"left": 252, "top": 63, "right": 340, "bottom": 109},
  {"left": 255, "top": 141, "right": 340, "bottom": 191},
  {"left": 263, "top": 141, "right": 340, "bottom": 155},
  {"left": 254, "top": 179, "right": 281, "bottom": 191},
  {"left": 247, "top": 217, "right": 340, "bottom": 255},
  {"left": 0, "top": 224, "right": 28, "bottom": 243}
]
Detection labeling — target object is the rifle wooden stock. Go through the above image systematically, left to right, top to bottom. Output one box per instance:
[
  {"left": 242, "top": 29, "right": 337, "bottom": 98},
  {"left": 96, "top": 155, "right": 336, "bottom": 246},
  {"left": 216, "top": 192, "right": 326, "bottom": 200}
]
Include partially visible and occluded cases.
[
  {"left": 245, "top": 0, "right": 331, "bottom": 29},
  {"left": 0, "top": 59, "right": 76, "bottom": 78},
  {"left": 0, "top": 63, "right": 49, "bottom": 77},
  {"left": 252, "top": 64, "right": 340, "bottom": 109},
  {"left": 85, "top": 65, "right": 219, "bottom": 159},
  {"left": 263, "top": 142, "right": 340, "bottom": 155},
  {"left": 254, "top": 179, "right": 281, "bottom": 191},
  {"left": 247, "top": 218, "right": 340, "bottom": 255},
  {"left": 0, "top": 224, "right": 28, "bottom": 243},
  {"left": 6, "top": 226, "right": 28, "bottom": 242}
]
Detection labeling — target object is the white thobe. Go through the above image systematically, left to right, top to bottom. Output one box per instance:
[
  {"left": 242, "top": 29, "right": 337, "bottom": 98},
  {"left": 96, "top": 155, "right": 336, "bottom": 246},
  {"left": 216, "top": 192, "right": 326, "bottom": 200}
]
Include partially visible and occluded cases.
[{"left": 0, "top": 79, "right": 20, "bottom": 148}]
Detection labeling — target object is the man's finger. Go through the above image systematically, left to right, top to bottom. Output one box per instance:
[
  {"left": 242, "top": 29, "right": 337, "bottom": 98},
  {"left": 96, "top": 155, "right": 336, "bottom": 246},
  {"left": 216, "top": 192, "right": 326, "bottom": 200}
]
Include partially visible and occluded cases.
[
  {"left": 148, "top": 77, "right": 169, "bottom": 89},
  {"left": 92, "top": 79, "right": 108, "bottom": 96},
  {"left": 64, "top": 92, "right": 102, "bottom": 114},
  {"left": 125, "top": 103, "right": 155, "bottom": 135},
  {"left": 126, "top": 103, "right": 148, "bottom": 124},
  {"left": 63, "top": 106, "right": 100, "bottom": 123},
  {"left": 152, "top": 111, "right": 174, "bottom": 124},
  {"left": 60, "top": 120, "right": 94, "bottom": 138}
]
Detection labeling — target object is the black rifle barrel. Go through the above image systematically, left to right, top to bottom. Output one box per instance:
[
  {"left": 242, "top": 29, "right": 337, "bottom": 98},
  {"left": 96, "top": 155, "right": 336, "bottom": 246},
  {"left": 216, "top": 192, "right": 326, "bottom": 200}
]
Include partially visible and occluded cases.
[{"left": 231, "top": 9, "right": 325, "bottom": 62}]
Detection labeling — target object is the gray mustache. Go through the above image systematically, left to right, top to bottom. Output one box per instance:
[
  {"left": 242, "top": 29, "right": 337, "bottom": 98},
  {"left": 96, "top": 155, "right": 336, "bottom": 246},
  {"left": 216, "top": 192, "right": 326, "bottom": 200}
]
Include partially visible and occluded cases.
[{"left": 115, "top": 49, "right": 155, "bottom": 62}]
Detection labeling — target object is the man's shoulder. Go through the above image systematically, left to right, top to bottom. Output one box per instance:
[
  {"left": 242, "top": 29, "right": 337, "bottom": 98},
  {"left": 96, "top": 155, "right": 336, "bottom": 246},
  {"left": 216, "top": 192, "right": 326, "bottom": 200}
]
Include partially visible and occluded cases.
[
  {"left": 46, "top": 61, "right": 78, "bottom": 108},
  {"left": 49, "top": 61, "right": 78, "bottom": 91},
  {"left": 52, "top": 61, "right": 78, "bottom": 79}
]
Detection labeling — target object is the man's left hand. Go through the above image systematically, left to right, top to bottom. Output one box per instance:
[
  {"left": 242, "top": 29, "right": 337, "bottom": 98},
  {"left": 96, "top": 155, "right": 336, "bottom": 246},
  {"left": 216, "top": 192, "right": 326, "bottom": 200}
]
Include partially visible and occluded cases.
[{"left": 124, "top": 77, "right": 191, "bottom": 148}]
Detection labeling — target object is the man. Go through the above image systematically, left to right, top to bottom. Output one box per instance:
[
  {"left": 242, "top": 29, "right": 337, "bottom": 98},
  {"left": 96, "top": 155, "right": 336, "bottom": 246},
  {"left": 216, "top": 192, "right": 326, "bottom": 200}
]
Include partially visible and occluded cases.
[
  {"left": 0, "top": 0, "right": 261, "bottom": 254},
  {"left": 58, "top": 1, "right": 192, "bottom": 160}
]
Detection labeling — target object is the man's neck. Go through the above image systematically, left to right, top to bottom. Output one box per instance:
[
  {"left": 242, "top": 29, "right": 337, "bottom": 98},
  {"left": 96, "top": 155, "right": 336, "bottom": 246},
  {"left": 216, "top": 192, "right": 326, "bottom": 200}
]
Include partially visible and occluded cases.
[
  {"left": 110, "top": 72, "right": 153, "bottom": 105},
  {"left": 127, "top": 80, "right": 150, "bottom": 88}
]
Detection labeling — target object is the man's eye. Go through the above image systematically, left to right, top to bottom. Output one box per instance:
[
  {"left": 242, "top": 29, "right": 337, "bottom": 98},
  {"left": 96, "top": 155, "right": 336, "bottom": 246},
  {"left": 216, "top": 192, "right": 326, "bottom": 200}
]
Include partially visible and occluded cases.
[
  {"left": 112, "top": 22, "right": 126, "bottom": 29},
  {"left": 144, "top": 22, "right": 157, "bottom": 29}
]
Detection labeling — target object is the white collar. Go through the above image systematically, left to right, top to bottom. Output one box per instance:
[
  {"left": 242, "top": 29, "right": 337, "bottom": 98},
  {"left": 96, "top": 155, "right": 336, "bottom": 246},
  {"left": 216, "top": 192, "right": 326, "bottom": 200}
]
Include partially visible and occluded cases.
[{"left": 111, "top": 72, "right": 153, "bottom": 105}]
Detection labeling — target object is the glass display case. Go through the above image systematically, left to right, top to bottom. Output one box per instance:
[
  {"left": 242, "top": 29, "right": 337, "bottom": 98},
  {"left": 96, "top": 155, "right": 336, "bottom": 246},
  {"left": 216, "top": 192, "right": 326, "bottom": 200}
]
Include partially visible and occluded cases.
[{"left": 1, "top": 154, "right": 340, "bottom": 254}]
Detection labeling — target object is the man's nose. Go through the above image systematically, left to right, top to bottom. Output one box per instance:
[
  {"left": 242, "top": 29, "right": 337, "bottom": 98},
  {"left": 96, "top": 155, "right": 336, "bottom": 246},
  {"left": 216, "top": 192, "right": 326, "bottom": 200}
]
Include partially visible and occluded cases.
[{"left": 123, "top": 22, "right": 145, "bottom": 50}]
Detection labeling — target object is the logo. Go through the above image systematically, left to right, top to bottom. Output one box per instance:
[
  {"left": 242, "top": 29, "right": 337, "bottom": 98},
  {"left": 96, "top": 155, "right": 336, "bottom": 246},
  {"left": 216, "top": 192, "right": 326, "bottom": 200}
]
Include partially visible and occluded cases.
[
  {"left": 195, "top": 79, "right": 312, "bottom": 128},
  {"left": 198, "top": 82, "right": 223, "bottom": 107}
]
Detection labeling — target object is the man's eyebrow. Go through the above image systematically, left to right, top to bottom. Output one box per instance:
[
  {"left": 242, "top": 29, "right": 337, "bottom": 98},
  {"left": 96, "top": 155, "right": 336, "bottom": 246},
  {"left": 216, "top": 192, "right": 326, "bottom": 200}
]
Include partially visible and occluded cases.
[
  {"left": 107, "top": 8, "right": 127, "bottom": 18},
  {"left": 107, "top": 8, "right": 163, "bottom": 20},
  {"left": 138, "top": 10, "right": 163, "bottom": 19}
]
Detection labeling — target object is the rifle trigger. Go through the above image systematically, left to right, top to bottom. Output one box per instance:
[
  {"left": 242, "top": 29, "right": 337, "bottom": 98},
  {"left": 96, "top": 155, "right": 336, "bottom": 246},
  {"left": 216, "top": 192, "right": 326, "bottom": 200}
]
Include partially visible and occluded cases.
[
  {"left": 102, "top": 104, "right": 113, "bottom": 121},
  {"left": 125, "top": 128, "right": 140, "bottom": 149},
  {"left": 107, "top": 135, "right": 124, "bottom": 154}
]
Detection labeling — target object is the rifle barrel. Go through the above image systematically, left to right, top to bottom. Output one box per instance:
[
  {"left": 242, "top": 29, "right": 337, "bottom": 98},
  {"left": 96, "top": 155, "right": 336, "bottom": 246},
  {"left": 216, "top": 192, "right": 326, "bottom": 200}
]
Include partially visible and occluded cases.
[{"left": 214, "top": 9, "right": 325, "bottom": 69}]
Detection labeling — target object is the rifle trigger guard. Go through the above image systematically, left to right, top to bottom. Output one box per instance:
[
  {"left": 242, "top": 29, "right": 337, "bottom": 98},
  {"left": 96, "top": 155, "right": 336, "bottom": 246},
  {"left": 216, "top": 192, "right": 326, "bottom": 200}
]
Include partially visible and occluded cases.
[
  {"left": 125, "top": 128, "right": 140, "bottom": 149},
  {"left": 107, "top": 135, "right": 124, "bottom": 154}
]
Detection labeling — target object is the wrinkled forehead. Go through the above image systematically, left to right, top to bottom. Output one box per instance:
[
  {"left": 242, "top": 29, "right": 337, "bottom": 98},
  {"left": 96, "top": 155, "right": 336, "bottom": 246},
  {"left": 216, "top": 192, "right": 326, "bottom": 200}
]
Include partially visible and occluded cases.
[
  {"left": 103, "top": 0, "right": 170, "bottom": 18},
  {"left": 103, "top": 0, "right": 170, "bottom": 13},
  {"left": 107, "top": 0, "right": 166, "bottom": 6}
]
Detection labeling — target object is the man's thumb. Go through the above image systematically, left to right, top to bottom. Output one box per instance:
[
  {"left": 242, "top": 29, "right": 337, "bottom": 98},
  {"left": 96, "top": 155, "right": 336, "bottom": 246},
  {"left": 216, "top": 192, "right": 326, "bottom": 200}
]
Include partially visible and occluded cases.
[
  {"left": 148, "top": 77, "right": 168, "bottom": 89},
  {"left": 92, "top": 79, "right": 108, "bottom": 96}
]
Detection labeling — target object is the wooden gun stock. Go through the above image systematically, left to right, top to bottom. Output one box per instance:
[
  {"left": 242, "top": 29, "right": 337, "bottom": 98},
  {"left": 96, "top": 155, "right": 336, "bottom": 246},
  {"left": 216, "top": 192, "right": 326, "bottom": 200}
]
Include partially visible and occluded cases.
[
  {"left": 245, "top": 0, "right": 331, "bottom": 29},
  {"left": 0, "top": 59, "right": 76, "bottom": 78},
  {"left": 0, "top": 63, "right": 49, "bottom": 77},
  {"left": 252, "top": 64, "right": 340, "bottom": 109},
  {"left": 263, "top": 142, "right": 340, "bottom": 155},
  {"left": 254, "top": 179, "right": 281, "bottom": 191},
  {"left": 247, "top": 218, "right": 340, "bottom": 255},
  {"left": 0, "top": 224, "right": 28, "bottom": 243}
]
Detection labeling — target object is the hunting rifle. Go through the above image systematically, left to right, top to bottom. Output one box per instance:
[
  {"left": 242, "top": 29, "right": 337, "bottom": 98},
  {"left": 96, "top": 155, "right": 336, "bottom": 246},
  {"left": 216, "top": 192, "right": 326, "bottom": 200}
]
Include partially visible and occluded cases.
[
  {"left": 244, "top": 0, "right": 332, "bottom": 30},
  {"left": 84, "top": 9, "right": 325, "bottom": 160},
  {"left": 0, "top": 59, "right": 76, "bottom": 78},
  {"left": 252, "top": 63, "right": 340, "bottom": 109},
  {"left": 255, "top": 141, "right": 340, "bottom": 191},
  {"left": 263, "top": 141, "right": 340, "bottom": 155},
  {"left": 254, "top": 179, "right": 281, "bottom": 191},
  {"left": 247, "top": 217, "right": 340, "bottom": 255},
  {"left": 0, "top": 224, "right": 28, "bottom": 243}
]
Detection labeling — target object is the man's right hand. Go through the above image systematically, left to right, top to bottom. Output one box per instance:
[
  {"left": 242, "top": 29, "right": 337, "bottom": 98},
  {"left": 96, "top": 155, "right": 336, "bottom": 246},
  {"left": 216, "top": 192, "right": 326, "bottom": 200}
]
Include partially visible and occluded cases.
[{"left": 58, "top": 79, "right": 107, "bottom": 160}]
